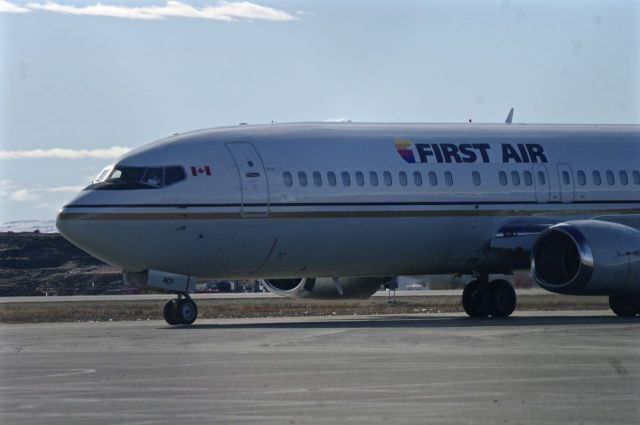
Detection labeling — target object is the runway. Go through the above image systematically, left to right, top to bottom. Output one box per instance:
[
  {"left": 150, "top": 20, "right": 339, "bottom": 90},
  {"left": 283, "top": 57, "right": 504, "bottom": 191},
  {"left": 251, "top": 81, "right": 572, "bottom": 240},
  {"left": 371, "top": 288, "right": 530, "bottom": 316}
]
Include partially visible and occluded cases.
[{"left": 1, "top": 311, "right": 639, "bottom": 424}]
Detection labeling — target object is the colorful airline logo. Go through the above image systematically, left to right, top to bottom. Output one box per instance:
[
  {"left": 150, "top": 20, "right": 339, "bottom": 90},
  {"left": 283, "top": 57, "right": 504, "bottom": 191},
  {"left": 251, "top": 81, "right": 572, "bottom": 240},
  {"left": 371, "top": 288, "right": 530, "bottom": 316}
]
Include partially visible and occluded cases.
[
  {"left": 394, "top": 138, "right": 416, "bottom": 163},
  {"left": 394, "top": 138, "right": 548, "bottom": 164}
]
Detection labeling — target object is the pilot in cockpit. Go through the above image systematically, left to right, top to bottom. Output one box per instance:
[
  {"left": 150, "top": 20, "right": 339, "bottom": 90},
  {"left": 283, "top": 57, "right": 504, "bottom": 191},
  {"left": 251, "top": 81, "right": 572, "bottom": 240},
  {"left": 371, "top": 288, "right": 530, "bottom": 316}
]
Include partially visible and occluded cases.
[{"left": 142, "top": 168, "right": 163, "bottom": 187}]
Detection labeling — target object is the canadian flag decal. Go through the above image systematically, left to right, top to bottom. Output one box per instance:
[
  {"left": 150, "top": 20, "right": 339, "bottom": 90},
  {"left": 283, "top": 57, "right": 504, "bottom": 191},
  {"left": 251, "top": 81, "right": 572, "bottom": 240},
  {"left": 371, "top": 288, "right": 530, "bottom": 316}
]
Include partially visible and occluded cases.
[{"left": 190, "top": 165, "right": 212, "bottom": 176}]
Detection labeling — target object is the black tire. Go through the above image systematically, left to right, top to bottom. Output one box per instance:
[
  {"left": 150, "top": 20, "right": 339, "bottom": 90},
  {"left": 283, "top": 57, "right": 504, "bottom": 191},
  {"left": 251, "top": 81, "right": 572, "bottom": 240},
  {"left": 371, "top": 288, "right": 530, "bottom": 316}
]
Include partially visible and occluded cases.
[
  {"left": 489, "top": 279, "right": 516, "bottom": 318},
  {"left": 462, "top": 280, "right": 489, "bottom": 317},
  {"left": 609, "top": 294, "right": 639, "bottom": 317},
  {"left": 178, "top": 299, "right": 198, "bottom": 325},
  {"left": 163, "top": 300, "right": 181, "bottom": 325}
]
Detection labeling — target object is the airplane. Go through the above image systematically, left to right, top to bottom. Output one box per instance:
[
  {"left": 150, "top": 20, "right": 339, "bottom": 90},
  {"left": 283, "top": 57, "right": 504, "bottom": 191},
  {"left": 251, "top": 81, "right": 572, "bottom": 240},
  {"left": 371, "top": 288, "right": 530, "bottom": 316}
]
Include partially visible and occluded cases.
[{"left": 56, "top": 119, "right": 640, "bottom": 325}]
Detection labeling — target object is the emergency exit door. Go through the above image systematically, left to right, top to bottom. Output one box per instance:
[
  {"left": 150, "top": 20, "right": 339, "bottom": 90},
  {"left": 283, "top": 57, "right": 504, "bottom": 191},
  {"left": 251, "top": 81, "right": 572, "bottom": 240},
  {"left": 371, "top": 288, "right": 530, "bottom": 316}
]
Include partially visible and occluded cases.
[
  {"left": 225, "top": 142, "right": 269, "bottom": 217},
  {"left": 557, "top": 163, "right": 575, "bottom": 203},
  {"left": 533, "top": 164, "right": 550, "bottom": 203}
]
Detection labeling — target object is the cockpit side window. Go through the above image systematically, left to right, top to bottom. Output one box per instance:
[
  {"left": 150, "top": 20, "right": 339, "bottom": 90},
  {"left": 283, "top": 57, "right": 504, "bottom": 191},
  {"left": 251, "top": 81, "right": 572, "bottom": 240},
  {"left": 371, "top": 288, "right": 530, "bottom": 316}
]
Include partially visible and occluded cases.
[
  {"left": 86, "top": 165, "right": 187, "bottom": 190},
  {"left": 164, "top": 166, "right": 186, "bottom": 185},
  {"left": 142, "top": 167, "right": 164, "bottom": 187}
]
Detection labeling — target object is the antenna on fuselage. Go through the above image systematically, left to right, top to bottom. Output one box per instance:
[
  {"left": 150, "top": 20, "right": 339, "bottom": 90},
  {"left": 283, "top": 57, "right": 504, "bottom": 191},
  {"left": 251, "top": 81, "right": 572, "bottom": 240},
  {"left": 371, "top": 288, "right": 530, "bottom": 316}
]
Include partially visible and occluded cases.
[{"left": 505, "top": 107, "right": 514, "bottom": 124}]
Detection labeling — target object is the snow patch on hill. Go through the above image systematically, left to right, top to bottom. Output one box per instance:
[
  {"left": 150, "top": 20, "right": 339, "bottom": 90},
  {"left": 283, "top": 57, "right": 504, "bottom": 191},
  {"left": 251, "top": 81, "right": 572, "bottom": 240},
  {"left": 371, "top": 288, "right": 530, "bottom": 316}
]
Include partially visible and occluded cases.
[{"left": 0, "top": 220, "right": 58, "bottom": 233}]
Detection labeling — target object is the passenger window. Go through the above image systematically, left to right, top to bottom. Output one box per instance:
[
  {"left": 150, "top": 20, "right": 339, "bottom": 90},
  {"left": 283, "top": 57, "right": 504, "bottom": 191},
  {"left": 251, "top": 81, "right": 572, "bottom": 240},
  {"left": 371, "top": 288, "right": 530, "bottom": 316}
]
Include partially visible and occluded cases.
[
  {"left": 164, "top": 166, "right": 186, "bottom": 186},
  {"left": 523, "top": 170, "right": 533, "bottom": 186},
  {"left": 577, "top": 170, "right": 586, "bottom": 186},
  {"left": 593, "top": 170, "right": 602, "bottom": 186},
  {"left": 606, "top": 170, "right": 615, "bottom": 185},
  {"left": 283, "top": 171, "right": 293, "bottom": 187},
  {"left": 298, "top": 171, "right": 308, "bottom": 187},
  {"left": 312, "top": 171, "right": 322, "bottom": 187},
  {"left": 327, "top": 171, "right": 337, "bottom": 187},
  {"left": 341, "top": 171, "right": 351, "bottom": 187},
  {"left": 355, "top": 171, "right": 365, "bottom": 187},
  {"left": 369, "top": 171, "right": 379, "bottom": 186},
  {"left": 383, "top": 171, "right": 392, "bottom": 186},
  {"left": 399, "top": 171, "right": 408, "bottom": 187},
  {"left": 413, "top": 171, "right": 422, "bottom": 186},
  {"left": 428, "top": 171, "right": 437, "bottom": 186},
  {"left": 444, "top": 171, "right": 453, "bottom": 186},
  {"left": 472, "top": 171, "right": 481, "bottom": 186},
  {"left": 499, "top": 171, "right": 507, "bottom": 186},
  {"left": 511, "top": 171, "right": 521, "bottom": 186},
  {"left": 537, "top": 171, "right": 546, "bottom": 186},
  {"left": 561, "top": 171, "right": 570, "bottom": 185},
  {"left": 620, "top": 171, "right": 628, "bottom": 185},
  {"left": 634, "top": 171, "right": 640, "bottom": 185}
]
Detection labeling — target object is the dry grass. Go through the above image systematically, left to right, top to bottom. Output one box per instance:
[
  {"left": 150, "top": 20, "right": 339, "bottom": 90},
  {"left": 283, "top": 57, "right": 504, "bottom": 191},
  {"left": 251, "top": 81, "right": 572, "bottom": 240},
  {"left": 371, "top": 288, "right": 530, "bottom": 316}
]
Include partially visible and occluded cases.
[{"left": 0, "top": 294, "right": 610, "bottom": 324}]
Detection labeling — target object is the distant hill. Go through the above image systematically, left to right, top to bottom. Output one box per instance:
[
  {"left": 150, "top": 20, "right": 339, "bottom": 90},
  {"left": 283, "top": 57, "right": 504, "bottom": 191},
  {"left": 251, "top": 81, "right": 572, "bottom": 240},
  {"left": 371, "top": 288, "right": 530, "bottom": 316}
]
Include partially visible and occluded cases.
[
  {"left": 0, "top": 220, "right": 58, "bottom": 233},
  {"left": 0, "top": 232, "right": 123, "bottom": 296}
]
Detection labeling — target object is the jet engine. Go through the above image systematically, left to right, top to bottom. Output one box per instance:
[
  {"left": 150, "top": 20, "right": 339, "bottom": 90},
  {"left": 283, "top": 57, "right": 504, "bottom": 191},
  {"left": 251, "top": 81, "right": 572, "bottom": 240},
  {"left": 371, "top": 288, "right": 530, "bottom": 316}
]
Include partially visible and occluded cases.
[
  {"left": 531, "top": 220, "right": 640, "bottom": 295},
  {"left": 260, "top": 277, "right": 387, "bottom": 299}
]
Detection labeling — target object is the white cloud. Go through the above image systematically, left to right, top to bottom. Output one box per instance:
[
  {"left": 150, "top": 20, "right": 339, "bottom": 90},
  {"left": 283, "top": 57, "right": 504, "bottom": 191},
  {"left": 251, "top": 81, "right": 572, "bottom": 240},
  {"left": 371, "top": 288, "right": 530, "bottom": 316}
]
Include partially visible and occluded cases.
[
  {"left": 0, "top": 0, "right": 28, "bottom": 13},
  {"left": 1, "top": 1, "right": 299, "bottom": 21},
  {"left": 0, "top": 146, "right": 131, "bottom": 159},
  {"left": 0, "top": 179, "right": 18, "bottom": 195},
  {"left": 1, "top": 180, "right": 82, "bottom": 204},
  {"left": 48, "top": 185, "right": 85, "bottom": 193},
  {"left": 9, "top": 188, "right": 40, "bottom": 202}
]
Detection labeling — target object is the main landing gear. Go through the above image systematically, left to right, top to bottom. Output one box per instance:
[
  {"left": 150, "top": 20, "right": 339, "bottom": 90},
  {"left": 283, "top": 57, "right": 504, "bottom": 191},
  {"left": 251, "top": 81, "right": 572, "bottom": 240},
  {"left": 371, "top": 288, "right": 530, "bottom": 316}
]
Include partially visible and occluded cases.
[
  {"left": 462, "top": 275, "right": 517, "bottom": 318},
  {"left": 163, "top": 293, "right": 198, "bottom": 325},
  {"left": 608, "top": 294, "right": 640, "bottom": 317}
]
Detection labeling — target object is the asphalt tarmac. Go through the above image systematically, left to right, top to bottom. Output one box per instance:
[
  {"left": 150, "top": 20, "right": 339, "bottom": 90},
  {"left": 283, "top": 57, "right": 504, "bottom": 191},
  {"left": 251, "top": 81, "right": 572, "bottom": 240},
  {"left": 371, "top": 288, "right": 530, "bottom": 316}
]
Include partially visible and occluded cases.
[{"left": 1, "top": 311, "right": 639, "bottom": 425}]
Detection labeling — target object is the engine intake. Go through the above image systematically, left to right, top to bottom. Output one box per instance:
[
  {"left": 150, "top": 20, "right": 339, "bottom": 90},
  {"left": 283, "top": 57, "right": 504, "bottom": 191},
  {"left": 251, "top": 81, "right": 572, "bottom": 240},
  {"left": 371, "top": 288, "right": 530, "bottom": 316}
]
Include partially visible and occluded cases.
[
  {"left": 531, "top": 220, "right": 640, "bottom": 295},
  {"left": 261, "top": 277, "right": 386, "bottom": 299}
]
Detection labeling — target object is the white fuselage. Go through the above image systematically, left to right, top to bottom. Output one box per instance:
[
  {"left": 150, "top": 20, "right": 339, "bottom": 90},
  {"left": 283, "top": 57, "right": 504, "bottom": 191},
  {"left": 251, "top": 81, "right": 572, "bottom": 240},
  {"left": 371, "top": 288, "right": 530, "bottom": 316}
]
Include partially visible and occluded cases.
[{"left": 57, "top": 123, "right": 640, "bottom": 279}]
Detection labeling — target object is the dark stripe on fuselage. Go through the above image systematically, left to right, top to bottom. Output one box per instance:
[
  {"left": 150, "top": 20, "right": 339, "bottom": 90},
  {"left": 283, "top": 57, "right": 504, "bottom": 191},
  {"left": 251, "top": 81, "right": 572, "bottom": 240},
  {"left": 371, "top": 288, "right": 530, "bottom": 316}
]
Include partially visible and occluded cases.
[
  {"left": 63, "top": 200, "right": 640, "bottom": 209},
  {"left": 57, "top": 206, "right": 640, "bottom": 221}
]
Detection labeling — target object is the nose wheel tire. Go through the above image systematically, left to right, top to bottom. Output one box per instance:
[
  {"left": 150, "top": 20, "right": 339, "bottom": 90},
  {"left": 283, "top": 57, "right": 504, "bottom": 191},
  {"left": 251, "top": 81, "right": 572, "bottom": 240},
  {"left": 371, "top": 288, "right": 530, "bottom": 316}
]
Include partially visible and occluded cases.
[
  {"left": 462, "top": 278, "right": 517, "bottom": 318},
  {"left": 163, "top": 297, "right": 198, "bottom": 325},
  {"left": 163, "top": 299, "right": 180, "bottom": 325},
  {"left": 178, "top": 299, "right": 198, "bottom": 324}
]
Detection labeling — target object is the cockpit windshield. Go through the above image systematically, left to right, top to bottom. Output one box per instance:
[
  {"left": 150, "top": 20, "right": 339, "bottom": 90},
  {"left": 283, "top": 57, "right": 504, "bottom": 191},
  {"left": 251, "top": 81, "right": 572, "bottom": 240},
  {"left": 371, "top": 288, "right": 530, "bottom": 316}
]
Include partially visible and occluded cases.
[
  {"left": 85, "top": 165, "right": 187, "bottom": 190},
  {"left": 93, "top": 165, "right": 114, "bottom": 184},
  {"left": 109, "top": 167, "right": 147, "bottom": 185}
]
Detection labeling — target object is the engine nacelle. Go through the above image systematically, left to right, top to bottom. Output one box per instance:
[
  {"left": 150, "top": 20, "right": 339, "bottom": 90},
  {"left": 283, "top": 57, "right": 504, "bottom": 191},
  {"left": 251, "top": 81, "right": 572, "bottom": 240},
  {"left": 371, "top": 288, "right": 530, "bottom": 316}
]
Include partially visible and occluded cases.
[
  {"left": 531, "top": 220, "right": 640, "bottom": 295},
  {"left": 260, "top": 277, "right": 387, "bottom": 299}
]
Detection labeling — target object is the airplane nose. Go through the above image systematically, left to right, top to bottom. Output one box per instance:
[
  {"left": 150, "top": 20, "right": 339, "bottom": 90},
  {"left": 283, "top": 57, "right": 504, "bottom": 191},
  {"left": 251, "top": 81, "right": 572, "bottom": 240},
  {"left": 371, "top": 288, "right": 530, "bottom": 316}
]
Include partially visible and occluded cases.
[
  {"left": 55, "top": 189, "right": 103, "bottom": 251},
  {"left": 56, "top": 206, "right": 116, "bottom": 267},
  {"left": 56, "top": 207, "right": 85, "bottom": 248}
]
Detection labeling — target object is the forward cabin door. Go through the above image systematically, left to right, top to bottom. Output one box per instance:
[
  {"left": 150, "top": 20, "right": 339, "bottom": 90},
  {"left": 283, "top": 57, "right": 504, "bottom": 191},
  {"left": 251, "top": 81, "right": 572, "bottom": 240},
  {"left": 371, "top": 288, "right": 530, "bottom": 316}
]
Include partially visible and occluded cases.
[{"left": 225, "top": 142, "right": 270, "bottom": 217}]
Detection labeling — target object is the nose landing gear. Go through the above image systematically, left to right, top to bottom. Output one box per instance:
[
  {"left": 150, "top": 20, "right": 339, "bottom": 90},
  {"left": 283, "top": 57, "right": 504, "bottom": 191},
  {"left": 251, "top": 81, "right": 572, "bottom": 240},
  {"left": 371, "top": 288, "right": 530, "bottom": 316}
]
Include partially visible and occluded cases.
[
  {"left": 462, "top": 275, "right": 516, "bottom": 318},
  {"left": 163, "top": 294, "right": 198, "bottom": 325}
]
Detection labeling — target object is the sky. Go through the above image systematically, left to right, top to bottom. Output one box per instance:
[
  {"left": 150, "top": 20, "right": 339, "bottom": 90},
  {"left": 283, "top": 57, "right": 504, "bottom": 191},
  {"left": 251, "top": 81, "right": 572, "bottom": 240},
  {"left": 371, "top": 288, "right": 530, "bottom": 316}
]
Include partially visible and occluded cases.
[{"left": 1, "top": 0, "right": 639, "bottom": 223}]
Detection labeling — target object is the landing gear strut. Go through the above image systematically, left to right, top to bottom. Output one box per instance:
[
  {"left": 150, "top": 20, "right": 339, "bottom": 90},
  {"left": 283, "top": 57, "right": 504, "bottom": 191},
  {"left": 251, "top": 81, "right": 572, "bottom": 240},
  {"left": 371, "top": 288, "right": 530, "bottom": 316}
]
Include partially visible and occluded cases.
[
  {"left": 462, "top": 275, "right": 516, "bottom": 318},
  {"left": 163, "top": 293, "right": 198, "bottom": 325}
]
